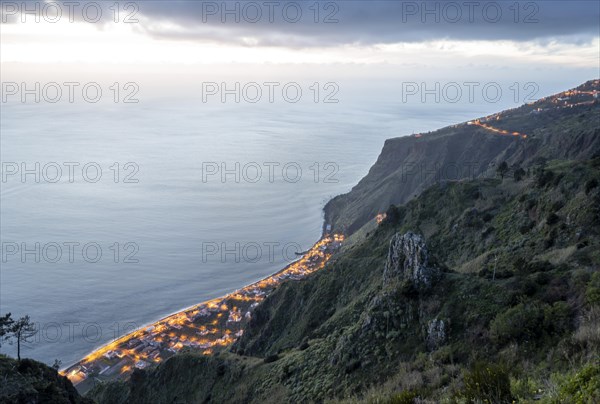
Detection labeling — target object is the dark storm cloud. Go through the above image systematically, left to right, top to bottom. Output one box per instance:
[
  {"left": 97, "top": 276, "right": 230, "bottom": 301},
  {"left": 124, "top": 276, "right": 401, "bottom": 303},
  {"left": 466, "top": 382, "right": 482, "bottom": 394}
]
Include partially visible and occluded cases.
[
  {"left": 133, "top": 0, "right": 600, "bottom": 46},
  {"left": 2, "top": 1, "right": 598, "bottom": 46}
]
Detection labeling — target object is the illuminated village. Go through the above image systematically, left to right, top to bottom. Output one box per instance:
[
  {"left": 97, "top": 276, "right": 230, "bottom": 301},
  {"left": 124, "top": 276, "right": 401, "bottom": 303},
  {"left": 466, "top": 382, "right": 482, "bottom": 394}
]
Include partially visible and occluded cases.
[
  {"left": 413, "top": 80, "right": 600, "bottom": 140},
  {"left": 61, "top": 81, "right": 599, "bottom": 394},
  {"left": 468, "top": 81, "right": 599, "bottom": 138},
  {"left": 467, "top": 119, "right": 528, "bottom": 138},
  {"left": 62, "top": 234, "right": 344, "bottom": 392}
]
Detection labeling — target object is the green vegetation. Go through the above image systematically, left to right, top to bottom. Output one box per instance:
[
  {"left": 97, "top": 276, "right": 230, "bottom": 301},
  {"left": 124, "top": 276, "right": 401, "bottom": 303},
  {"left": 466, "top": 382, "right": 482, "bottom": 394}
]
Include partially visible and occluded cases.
[
  {"left": 10, "top": 81, "right": 591, "bottom": 403},
  {"left": 85, "top": 81, "right": 600, "bottom": 402},
  {"left": 324, "top": 82, "right": 599, "bottom": 235},
  {"left": 89, "top": 158, "right": 600, "bottom": 403},
  {"left": 497, "top": 161, "right": 509, "bottom": 179},
  {"left": 1, "top": 313, "right": 39, "bottom": 361},
  {"left": 0, "top": 354, "right": 92, "bottom": 404},
  {"left": 460, "top": 362, "right": 513, "bottom": 403},
  {"left": 555, "top": 362, "right": 600, "bottom": 404}
]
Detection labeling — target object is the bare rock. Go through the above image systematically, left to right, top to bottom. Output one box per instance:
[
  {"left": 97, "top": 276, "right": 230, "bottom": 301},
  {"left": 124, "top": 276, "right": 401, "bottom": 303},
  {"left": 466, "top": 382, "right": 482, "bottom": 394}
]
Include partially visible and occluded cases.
[
  {"left": 383, "top": 232, "right": 440, "bottom": 291},
  {"left": 426, "top": 318, "right": 447, "bottom": 351}
]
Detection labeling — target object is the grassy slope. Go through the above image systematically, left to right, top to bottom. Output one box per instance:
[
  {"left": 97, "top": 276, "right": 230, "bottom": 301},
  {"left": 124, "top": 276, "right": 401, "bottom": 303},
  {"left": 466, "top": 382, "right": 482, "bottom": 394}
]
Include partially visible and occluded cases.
[{"left": 89, "top": 158, "right": 600, "bottom": 403}]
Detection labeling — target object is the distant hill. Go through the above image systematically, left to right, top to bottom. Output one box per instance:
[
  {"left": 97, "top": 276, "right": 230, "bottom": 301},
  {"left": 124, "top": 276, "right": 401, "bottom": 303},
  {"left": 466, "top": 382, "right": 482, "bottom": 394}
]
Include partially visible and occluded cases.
[
  {"left": 324, "top": 79, "right": 600, "bottom": 235},
  {"left": 88, "top": 80, "right": 600, "bottom": 403}
]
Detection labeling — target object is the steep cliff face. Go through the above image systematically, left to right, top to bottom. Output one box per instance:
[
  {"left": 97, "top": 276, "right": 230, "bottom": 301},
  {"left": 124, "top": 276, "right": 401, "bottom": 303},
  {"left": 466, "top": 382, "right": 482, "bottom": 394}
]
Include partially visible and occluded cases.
[
  {"left": 324, "top": 81, "right": 600, "bottom": 235},
  {"left": 88, "top": 82, "right": 600, "bottom": 403},
  {"left": 324, "top": 129, "right": 515, "bottom": 234},
  {"left": 90, "top": 157, "right": 600, "bottom": 404}
]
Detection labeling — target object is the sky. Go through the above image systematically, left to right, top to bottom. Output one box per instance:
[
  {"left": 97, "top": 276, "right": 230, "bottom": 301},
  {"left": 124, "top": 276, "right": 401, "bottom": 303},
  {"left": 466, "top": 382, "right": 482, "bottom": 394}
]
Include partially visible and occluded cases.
[{"left": 1, "top": 0, "right": 599, "bottom": 100}]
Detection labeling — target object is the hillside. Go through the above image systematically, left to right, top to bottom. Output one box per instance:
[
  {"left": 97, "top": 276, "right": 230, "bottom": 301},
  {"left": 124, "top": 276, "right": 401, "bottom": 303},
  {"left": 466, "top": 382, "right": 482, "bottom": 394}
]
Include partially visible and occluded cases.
[
  {"left": 82, "top": 80, "right": 600, "bottom": 403},
  {"left": 324, "top": 80, "right": 600, "bottom": 235},
  {"left": 89, "top": 156, "right": 600, "bottom": 403},
  {"left": 0, "top": 354, "right": 93, "bottom": 404}
]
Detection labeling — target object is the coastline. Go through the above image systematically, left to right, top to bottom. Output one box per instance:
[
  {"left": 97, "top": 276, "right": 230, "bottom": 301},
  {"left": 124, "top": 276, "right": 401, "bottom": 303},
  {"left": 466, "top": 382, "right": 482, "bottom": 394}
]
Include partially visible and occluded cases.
[
  {"left": 63, "top": 233, "right": 344, "bottom": 393},
  {"left": 63, "top": 249, "right": 307, "bottom": 368}
]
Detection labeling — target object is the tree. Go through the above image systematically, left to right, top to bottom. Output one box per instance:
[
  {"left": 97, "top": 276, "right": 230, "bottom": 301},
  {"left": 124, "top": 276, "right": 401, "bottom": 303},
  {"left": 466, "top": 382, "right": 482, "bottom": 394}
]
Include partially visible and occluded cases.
[
  {"left": 534, "top": 158, "right": 547, "bottom": 175},
  {"left": 497, "top": 162, "right": 509, "bottom": 179},
  {"left": 514, "top": 167, "right": 526, "bottom": 181},
  {"left": 385, "top": 205, "right": 400, "bottom": 225},
  {"left": 0, "top": 313, "right": 13, "bottom": 347},
  {"left": 11, "top": 315, "right": 38, "bottom": 361},
  {"left": 52, "top": 359, "right": 63, "bottom": 371}
]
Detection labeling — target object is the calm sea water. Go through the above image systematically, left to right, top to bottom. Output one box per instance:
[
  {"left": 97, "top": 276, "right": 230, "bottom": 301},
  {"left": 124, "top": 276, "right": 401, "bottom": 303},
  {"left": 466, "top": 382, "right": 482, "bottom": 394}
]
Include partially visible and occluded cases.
[{"left": 1, "top": 98, "right": 495, "bottom": 366}]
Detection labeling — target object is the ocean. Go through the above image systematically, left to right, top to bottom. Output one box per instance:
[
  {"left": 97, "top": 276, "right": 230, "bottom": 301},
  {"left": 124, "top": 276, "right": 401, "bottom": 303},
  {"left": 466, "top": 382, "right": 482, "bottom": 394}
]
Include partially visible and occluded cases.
[{"left": 1, "top": 98, "right": 498, "bottom": 366}]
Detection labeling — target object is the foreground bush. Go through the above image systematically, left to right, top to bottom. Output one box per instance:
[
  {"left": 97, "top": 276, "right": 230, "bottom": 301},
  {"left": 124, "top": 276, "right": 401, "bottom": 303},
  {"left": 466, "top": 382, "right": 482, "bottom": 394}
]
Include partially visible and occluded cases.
[
  {"left": 461, "top": 362, "right": 513, "bottom": 404},
  {"left": 556, "top": 362, "right": 600, "bottom": 404}
]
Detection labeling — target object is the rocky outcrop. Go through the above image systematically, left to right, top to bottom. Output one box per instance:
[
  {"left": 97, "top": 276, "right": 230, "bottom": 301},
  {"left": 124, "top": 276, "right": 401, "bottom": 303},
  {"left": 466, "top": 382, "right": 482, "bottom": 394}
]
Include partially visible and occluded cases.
[
  {"left": 383, "top": 232, "right": 439, "bottom": 291},
  {"left": 360, "top": 233, "right": 440, "bottom": 344},
  {"left": 426, "top": 318, "right": 447, "bottom": 351}
]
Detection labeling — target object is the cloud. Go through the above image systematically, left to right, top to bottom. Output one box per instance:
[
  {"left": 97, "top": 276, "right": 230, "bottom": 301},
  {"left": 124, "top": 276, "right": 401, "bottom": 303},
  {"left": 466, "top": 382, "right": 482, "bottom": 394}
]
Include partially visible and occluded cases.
[
  {"left": 131, "top": 0, "right": 600, "bottom": 47},
  {"left": 2, "top": 1, "right": 598, "bottom": 47}
]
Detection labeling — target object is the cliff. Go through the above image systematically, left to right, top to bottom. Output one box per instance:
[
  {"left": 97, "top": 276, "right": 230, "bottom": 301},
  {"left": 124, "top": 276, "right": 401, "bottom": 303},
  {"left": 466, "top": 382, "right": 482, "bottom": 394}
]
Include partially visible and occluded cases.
[
  {"left": 87, "top": 80, "right": 600, "bottom": 403},
  {"left": 324, "top": 80, "right": 600, "bottom": 234},
  {"left": 90, "top": 156, "right": 600, "bottom": 403}
]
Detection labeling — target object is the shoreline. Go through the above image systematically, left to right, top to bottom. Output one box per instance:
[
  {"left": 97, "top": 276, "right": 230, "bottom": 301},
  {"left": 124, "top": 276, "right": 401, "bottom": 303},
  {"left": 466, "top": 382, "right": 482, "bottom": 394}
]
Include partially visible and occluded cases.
[
  {"left": 63, "top": 233, "right": 344, "bottom": 392},
  {"left": 61, "top": 250, "right": 307, "bottom": 370}
]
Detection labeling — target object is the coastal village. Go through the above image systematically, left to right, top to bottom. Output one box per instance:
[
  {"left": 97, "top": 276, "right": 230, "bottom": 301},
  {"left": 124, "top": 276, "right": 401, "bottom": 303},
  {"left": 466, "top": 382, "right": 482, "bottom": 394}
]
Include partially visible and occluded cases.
[
  {"left": 413, "top": 80, "right": 600, "bottom": 140},
  {"left": 61, "top": 81, "right": 600, "bottom": 394},
  {"left": 467, "top": 81, "right": 599, "bottom": 139},
  {"left": 467, "top": 82, "right": 599, "bottom": 139},
  {"left": 63, "top": 234, "right": 344, "bottom": 392}
]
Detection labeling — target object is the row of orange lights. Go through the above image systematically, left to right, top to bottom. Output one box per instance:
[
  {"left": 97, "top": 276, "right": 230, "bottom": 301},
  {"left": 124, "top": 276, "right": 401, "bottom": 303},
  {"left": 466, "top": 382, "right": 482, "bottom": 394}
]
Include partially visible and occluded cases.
[{"left": 64, "top": 234, "right": 344, "bottom": 382}]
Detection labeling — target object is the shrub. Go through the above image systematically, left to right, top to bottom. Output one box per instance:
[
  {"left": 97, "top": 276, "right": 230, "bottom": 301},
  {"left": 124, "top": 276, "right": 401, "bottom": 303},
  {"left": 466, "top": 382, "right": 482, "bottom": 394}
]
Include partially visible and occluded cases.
[
  {"left": 497, "top": 162, "right": 509, "bottom": 179},
  {"left": 514, "top": 168, "right": 526, "bottom": 181},
  {"left": 536, "top": 170, "right": 555, "bottom": 188},
  {"left": 585, "top": 178, "right": 599, "bottom": 194},
  {"left": 384, "top": 205, "right": 402, "bottom": 225},
  {"left": 482, "top": 212, "right": 494, "bottom": 222},
  {"left": 546, "top": 213, "right": 559, "bottom": 226},
  {"left": 519, "top": 221, "right": 535, "bottom": 234},
  {"left": 544, "top": 229, "right": 557, "bottom": 248},
  {"left": 512, "top": 257, "right": 527, "bottom": 274},
  {"left": 513, "top": 259, "right": 553, "bottom": 276},
  {"left": 516, "top": 260, "right": 554, "bottom": 275},
  {"left": 530, "top": 260, "right": 554, "bottom": 273},
  {"left": 534, "top": 271, "right": 551, "bottom": 285},
  {"left": 586, "top": 272, "right": 600, "bottom": 305},
  {"left": 520, "top": 279, "right": 539, "bottom": 297},
  {"left": 543, "top": 301, "right": 572, "bottom": 336},
  {"left": 490, "top": 303, "right": 545, "bottom": 345},
  {"left": 573, "top": 306, "right": 600, "bottom": 348},
  {"left": 264, "top": 354, "right": 280, "bottom": 363},
  {"left": 345, "top": 359, "right": 361, "bottom": 374},
  {"left": 462, "top": 362, "right": 513, "bottom": 403},
  {"left": 557, "top": 362, "right": 600, "bottom": 403},
  {"left": 216, "top": 363, "right": 227, "bottom": 376},
  {"left": 510, "top": 376, "right": 538, "bottom": 401},
  {"left": 385, "top": 390, "right": 418, "bottom": 404}
]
